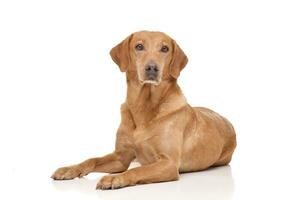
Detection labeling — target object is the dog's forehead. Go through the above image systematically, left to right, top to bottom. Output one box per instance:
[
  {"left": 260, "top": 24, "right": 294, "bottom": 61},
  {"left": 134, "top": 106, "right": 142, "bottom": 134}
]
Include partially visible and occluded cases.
[{"left": 132, "top": 31, "right": 172, "bottom": 44}]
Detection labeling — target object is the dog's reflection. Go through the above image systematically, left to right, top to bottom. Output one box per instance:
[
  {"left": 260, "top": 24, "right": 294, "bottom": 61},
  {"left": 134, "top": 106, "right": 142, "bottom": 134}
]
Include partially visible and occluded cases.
[{"left": 52, "top": 165, "right": 234, "bottom": 200}]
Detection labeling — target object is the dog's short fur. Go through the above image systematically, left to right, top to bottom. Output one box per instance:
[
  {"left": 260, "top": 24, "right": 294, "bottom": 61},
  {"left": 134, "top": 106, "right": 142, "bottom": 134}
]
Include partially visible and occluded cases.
[{"left": 51, "top": 31, "right": 237, "bottom": 190}]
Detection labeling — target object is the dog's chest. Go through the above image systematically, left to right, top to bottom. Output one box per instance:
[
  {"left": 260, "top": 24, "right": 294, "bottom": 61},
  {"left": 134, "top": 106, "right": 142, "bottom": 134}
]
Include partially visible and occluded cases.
[{"left": 131, "top": 127, "right": 161, "bottom": 165}]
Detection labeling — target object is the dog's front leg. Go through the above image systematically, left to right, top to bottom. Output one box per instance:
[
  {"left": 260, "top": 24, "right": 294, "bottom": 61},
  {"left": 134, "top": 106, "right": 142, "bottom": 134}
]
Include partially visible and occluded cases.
[
  {"left": 51, "top": 104, "right": 136, "bottom": 180},
  {"left": 51, "top": 150, "right": 134, "bottom": 180},
  {"left": 96, "top": 155, "right": 179, "bottom": 190}
]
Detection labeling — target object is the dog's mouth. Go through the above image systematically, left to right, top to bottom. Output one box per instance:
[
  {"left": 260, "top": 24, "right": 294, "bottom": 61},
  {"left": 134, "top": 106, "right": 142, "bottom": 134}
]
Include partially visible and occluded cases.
[
  {"left": 145, "top": 74, "right": 157, "bottom": 81},
  {"left": 139, "top": 76, "right": 160, "bottom": 85},
  {"left": 141, "top": 79, "right": 160, "bottom": 86}
]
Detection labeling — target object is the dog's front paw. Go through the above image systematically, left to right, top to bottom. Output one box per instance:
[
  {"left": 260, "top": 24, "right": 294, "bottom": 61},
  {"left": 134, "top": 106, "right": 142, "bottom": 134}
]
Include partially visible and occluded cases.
[
  {"left": 51, "top": 165, "right": 85, "bottom": 180},
  {"left": 96, "top": 174, "right": 129, "bottom": 190}
]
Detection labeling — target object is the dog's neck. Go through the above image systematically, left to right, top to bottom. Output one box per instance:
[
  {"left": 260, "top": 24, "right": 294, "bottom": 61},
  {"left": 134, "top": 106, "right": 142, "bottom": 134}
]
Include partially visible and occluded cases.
[{"left": 125, "top": 72, "right": 187, "bottom": 126}]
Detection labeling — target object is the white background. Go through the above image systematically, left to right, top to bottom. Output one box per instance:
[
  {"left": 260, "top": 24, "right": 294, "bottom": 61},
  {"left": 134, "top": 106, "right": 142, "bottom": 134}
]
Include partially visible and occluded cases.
[{"left": 1, "top": 0, "right": 300, "bottom": 199}]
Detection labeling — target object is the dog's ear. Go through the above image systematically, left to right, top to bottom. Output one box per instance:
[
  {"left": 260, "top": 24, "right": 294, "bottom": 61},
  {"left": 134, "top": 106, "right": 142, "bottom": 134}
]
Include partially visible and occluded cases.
[
  {"left": 110, "top": 34, "right": 133, "bottom": 72},
  {"left": 169, "top": 40, "right": 188, "bottom": 79}
]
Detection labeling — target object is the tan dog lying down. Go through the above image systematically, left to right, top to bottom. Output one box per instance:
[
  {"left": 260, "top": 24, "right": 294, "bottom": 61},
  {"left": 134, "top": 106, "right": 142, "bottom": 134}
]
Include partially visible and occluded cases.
[{"left": 51, "top": 31, "right": 237, "bottom": 190}]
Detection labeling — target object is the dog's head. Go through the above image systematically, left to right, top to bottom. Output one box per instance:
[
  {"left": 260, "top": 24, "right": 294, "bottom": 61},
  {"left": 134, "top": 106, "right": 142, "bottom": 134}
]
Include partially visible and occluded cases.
[{"left": 110, "top": 31, "right": 188, "bottom": 85}]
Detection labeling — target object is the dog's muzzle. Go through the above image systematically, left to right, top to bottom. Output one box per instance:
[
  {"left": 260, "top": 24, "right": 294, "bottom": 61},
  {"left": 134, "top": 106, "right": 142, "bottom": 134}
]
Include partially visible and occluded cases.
[{"left": 145, "top": 62, "right": 159, "bottom": 81}]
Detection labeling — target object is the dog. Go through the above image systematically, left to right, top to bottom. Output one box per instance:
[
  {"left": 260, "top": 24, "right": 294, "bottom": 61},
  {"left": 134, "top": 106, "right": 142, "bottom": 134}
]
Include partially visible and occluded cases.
[{"left": 51, "top": 31, "right": 237, "bottom": 190}]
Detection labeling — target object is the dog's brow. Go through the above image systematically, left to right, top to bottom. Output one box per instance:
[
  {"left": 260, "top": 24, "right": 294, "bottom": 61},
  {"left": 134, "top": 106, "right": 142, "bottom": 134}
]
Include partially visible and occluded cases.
[{"left": 162, "top": 41, "right": 169, "bottom": 46}]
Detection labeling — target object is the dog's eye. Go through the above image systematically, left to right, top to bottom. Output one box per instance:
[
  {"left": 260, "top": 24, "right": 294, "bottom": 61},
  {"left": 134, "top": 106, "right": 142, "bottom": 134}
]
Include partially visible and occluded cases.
[
  {"left": 135, "top": 44, "right": 144, "bottom": 51},
  {"left": 161, "top": 45, "right": 169, "bottom": 53}
]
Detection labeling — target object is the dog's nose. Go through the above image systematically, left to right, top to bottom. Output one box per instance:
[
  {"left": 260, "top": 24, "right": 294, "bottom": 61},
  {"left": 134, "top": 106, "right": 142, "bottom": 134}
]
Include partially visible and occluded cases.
[
  {"left": 145, "top": 63, "right": 159, "bottom": 80},
  {"left": 145, "top": 63, "right": 158, "bottom": 73}
]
